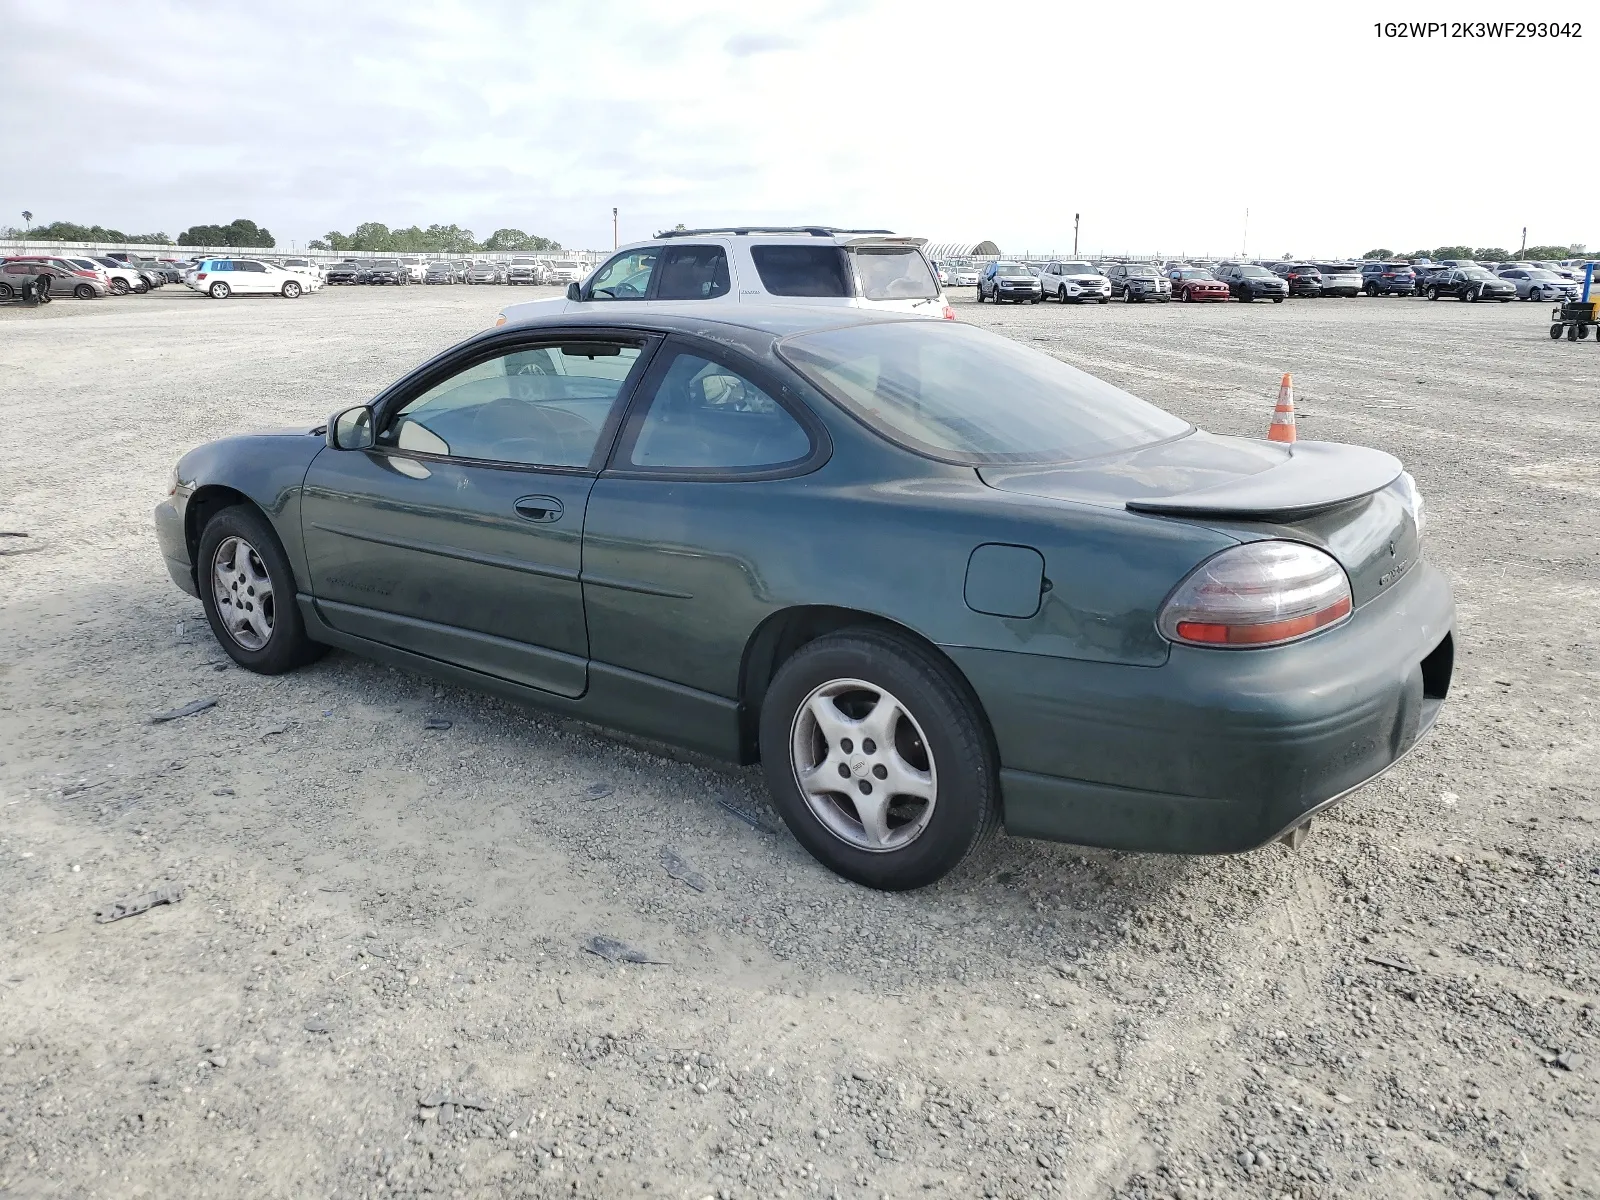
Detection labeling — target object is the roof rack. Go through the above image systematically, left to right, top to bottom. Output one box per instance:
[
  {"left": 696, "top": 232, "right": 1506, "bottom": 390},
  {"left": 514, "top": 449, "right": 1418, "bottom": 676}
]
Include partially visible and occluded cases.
[{"left": 654, "top": 225, "right": 896, "bottom": 239}]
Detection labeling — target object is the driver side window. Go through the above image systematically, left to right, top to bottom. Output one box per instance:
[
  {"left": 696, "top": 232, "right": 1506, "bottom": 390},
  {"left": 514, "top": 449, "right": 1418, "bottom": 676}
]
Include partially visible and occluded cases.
[
  {"left": 587, "top": 250, "right": 658, "bottom": 301},
  {"left": 378, "top": 342, "right": 642, "bottom": 467}
]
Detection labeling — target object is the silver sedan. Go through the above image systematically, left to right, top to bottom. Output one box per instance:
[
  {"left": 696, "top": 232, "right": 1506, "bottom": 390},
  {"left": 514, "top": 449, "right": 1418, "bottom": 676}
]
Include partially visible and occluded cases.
[{"left": 1499, "top": 268, "right": 1580, "bottom": 302}]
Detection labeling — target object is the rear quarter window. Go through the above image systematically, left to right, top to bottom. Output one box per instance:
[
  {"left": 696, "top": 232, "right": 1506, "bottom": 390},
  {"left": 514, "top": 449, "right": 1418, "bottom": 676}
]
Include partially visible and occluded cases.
[
  {"left": 751, "top": 246, "right": 852, "bottom": 297},
  {"left": 853, "top": 248, "right": 938, "bottom": 300}
]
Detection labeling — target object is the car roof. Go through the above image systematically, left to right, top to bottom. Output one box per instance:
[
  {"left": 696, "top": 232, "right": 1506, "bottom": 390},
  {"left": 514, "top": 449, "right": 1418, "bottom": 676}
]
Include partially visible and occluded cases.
[{"left": 498, "top": 302, "right": 912, "bottom": 345}]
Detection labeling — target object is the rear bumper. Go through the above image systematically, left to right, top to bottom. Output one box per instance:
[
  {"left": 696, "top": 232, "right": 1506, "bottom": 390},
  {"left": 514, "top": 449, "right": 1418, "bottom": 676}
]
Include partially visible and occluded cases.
[{"left": 946, "top": 559, "right": 1455, "bottom": 854}]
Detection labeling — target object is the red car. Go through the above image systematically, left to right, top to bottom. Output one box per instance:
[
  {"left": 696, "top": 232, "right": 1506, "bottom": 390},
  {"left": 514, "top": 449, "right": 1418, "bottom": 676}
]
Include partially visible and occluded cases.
[{"left": 1169, "top": 267, "right": 1230, "bottom": 301}]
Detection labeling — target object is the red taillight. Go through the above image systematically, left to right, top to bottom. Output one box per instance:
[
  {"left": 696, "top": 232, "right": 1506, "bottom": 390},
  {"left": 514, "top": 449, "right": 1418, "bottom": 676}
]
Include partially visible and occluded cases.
[
  {"left": 196, "top": 273, "right": 207, "bottom": 280},
  {"left": 942, "top": 303, "right": 956, "bottom": 320},
  {"left": 1159, "top": 542, "right": 1353, "bottom": 650}
]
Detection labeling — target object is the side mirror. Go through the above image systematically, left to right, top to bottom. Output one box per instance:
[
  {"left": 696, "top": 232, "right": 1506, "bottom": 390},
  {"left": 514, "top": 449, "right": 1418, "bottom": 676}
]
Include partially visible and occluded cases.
[
  {"left": 566, "top": 282, "right": 581, "bottom": 301},
  {"left": 327, "top": 405, "right": 375, "bottom": 450}
]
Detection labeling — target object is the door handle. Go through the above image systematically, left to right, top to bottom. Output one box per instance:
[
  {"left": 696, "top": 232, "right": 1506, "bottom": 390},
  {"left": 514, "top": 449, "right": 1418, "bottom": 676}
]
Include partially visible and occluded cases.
[{"left": 514, "top": 496, "right": 564, "bottom": 522}]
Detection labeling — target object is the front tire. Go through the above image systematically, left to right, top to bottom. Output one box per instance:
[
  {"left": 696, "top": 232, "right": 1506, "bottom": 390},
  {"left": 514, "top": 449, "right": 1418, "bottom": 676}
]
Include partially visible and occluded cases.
[
  {"left": 111, "top": 278, "right": 130, "bottom": 296},
  {"left": 281, "top": 280, "right": 302, "bottom": 298},
  {"left": 1427, "top": 286, "right": 1439, "bottom": 300},
  {"left": 197, "top": 505, "right": 325, "bottom": 675},
  {"left": 758, "top": 630, "right": 999, "bottom": 891}
]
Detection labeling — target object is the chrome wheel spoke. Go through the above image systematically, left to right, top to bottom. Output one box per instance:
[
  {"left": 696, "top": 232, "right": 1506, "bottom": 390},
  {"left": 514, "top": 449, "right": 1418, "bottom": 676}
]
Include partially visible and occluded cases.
[
  {"left": 211, "top": 535, "right": 274, "bottom": 652},
  {"left": 789, "top": 677, "right": 938, "bottom": 854}
]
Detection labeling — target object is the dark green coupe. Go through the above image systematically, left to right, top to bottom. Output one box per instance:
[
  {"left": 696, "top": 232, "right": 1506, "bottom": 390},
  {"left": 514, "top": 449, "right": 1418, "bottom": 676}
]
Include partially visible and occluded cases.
[{"left": 155, "top": 308, "right": 1454, "bottom": 889}]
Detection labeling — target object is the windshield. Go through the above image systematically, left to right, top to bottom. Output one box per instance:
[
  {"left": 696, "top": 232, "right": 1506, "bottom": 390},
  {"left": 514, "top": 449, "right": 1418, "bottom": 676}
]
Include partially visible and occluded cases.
[
  {"left": 853, "top": 248, "right": 938, "bottom": 300},
  {"left": 371, "top": 260, "right": 399, "bottom": 268},
  {"left": 553, "top": 261, "right": 579, "bottom": 269},
  {"left": 993, "top": 262, "right": 1030, "bottom": 275},
  {"left": 1059, "top": 263, "right": 1096, "bottom": 275},
  {"left": 1239, "top": 266, "right": 1273, "bottom": 278},
  {"left": 779, "top": 321, "right": 1189, "bottom": 466}
]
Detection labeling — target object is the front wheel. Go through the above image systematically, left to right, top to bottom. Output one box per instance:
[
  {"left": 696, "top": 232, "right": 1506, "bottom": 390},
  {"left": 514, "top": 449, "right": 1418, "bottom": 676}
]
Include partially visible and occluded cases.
[
  {"left": 110, "top": 278, "right": 130, "bottom": 296},
  {"left": 281, "top": 280, "right": 302, "bottom": 298},
  {"left": 209, "top": 281, "right": 231, "bottom": 299},
  {"left": 975, "top": 286, "right": 985, "bottom": 303},
  {"left": 1057, "top": 286, "right": 1067, "bottom": 303},
  {"left": 1122, "top": 287, "right": 1134, "bottom": 303},
  {"left": 1427, "top": 287, "right": 1439, "bottom": 300},
  {"left": 1463, "top": 287, "right": 1477, "bottom": 302},
  {"left": 1238, "top": 289, "right": 1253, "bottom": 303},
  {"left": 1097, "top": 296, "right": 1108, "bottom": 304},
  {"left": 1551, "top": 323, "right": 1565, "bottom": 339},
  {"left": 198, "top": 506, "right": 326, "bottom": 674},
  {"left": 759, "top": 629, "right": 999, "bottom": 891}
]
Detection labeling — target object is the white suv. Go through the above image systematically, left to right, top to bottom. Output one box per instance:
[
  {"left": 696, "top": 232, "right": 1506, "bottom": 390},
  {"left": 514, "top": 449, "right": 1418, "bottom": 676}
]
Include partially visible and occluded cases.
[
  {"left": 498, "top": 228, "right": 953, "bottom": 325},
  {"left": 186, "top": 257, "right": 322, "bottom": 298}
]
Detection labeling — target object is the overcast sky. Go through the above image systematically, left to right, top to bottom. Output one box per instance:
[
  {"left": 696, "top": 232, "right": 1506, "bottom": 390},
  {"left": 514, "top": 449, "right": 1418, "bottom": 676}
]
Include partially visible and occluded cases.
[{"left": 5, "top": 0, "right": 1595, "bottom": 256}]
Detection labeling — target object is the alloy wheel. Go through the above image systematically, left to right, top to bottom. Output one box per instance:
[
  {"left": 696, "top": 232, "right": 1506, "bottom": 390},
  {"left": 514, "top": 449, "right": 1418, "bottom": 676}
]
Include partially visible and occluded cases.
[
  {"left": 210, "top": 536, "right": 275, "bottom": 651},
  {"left": 789, "top": 678, "right": 937, "bottom": 853}
]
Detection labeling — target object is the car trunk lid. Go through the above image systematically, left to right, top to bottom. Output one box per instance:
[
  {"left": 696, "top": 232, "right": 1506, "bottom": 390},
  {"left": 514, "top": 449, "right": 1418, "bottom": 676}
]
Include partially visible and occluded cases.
[{"left": 978, "top": 432, "right": 1420, "bottom": 608}]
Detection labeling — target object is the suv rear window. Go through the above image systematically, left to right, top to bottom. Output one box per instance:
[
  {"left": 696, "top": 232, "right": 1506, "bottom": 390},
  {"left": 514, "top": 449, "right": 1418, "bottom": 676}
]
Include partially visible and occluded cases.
[
  {"left": 751, "top": 245, "right": 851, "bottom": 297},
  {"left": 853, "top": 248, "right": 938, "bottom": 300}
]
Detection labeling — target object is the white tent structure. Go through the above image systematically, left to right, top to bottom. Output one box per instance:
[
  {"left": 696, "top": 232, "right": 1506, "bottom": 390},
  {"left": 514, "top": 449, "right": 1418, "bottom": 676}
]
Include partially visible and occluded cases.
[{"left": 924, "top": 240, "right": 1001, "bottom": 261}]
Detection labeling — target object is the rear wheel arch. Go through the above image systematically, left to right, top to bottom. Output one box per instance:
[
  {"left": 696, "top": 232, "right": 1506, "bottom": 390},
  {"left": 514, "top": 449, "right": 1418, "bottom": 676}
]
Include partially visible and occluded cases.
[{"left": 736, "top": 605, "right": 996, "bottom": 767}]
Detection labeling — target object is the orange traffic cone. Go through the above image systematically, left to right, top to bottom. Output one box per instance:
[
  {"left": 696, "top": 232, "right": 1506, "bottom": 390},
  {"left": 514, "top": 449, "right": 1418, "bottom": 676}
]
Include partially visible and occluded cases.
[{"left": 1267, "top": 372, "right": 1296, "bottom": 443}]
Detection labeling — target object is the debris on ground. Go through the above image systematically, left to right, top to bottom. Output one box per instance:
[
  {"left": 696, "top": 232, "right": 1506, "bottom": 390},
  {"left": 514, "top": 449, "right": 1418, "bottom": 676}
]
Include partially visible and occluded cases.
[
  {"left": 147, "top": 697, "right": 217, "bottom": 724},
  {"left": 422, "top": 717, "right": 452, "bottom": 730},
  {"left": 584, "top": 782, "right": 614, "bottom": 800},
  {"left": 715, "top": 791, "right": 773, "bottom": 833},
  {"left": 659, "top": 846, "right": 709, "bottom": 892},
  {"left": 94, "top": 883, "right": 185, "bottom": 924},
  {"left": 582, "top": 935, "right": 668, "bottom": 965}
]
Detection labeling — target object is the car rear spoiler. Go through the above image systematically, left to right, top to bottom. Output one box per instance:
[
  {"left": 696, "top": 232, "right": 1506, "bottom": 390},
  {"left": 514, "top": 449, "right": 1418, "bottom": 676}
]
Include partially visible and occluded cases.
[
  {"left": 842, "top": 236, "right": 929, "bottom": 249},
  {"left": 1125, "top": 441, "right": 1402, "bottom": 520}
]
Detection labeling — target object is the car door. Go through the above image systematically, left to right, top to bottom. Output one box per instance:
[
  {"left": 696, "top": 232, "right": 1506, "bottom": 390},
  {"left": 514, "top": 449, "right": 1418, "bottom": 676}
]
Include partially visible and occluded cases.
[
  {"left": 300, "top": 332, "right": 658, "bottom": 698},
  {"left": 580, "top": 337, "right": 827, "bottom": 745}
]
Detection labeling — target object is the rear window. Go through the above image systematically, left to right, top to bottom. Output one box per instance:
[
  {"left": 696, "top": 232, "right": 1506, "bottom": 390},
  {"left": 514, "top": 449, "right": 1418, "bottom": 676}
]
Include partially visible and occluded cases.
[
  {"left": 751, "top": 245, "right": 851, "bottom": 297},
  {"left": 852, "top": 248, "right": 938, "bottom": 300},
  {"left": 779, "top": 320, "right": 1189, "bottom": 467}
]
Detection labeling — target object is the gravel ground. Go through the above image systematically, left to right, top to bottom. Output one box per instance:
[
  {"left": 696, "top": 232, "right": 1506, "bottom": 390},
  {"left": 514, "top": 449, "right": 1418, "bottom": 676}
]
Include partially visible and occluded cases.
[{"left": 0, "top": 284, "right": 1595, "bottom": 1200}]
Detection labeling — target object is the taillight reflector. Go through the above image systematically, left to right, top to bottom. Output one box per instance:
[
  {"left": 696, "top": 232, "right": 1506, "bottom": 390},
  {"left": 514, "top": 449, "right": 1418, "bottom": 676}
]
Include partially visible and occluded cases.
[{"left": 1176, "top": 595, "right": 1352, "bottom": 645}]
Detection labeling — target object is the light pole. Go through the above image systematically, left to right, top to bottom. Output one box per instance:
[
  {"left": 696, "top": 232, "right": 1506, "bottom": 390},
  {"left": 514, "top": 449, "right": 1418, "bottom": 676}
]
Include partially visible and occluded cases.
[
  {"left": 613, "top": 207, "right": 618, "bottom": 250},
  {"left": 1073, "top": 213, "right": 1079, "bottom": 257},
  {"left": 1519, "top": 226, "right": 1527, "bottom": 255}
]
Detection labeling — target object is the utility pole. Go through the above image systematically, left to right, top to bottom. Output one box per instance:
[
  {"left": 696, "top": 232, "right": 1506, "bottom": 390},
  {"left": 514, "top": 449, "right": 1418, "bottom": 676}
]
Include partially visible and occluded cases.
[
  {"left": 612, "top": 208, "right": 618, "bottom": 250},
  {"left": 1242, "top": 208, "right": 1249, "bottom": 257},
  {"left": 1073, "top": 213, "right": 1079, "bottom": 257}
]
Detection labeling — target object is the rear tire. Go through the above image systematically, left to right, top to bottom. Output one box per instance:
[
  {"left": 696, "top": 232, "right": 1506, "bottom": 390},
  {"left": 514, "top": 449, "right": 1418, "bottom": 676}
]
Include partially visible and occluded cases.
[
  {"left": 210, "top": 281, "right": 231, "bottom": 299},
  {"left": 0, "top": 282, "right": 13, "bottom": 300},
  {"left": 74, "top": 283, "right": 97, "bottom": 299},
  {"left": 197, "top": 505, "right": 326, "bottom": 675},
  {"left": 758, "top": 629, "right": 999, "bottom": 891}
]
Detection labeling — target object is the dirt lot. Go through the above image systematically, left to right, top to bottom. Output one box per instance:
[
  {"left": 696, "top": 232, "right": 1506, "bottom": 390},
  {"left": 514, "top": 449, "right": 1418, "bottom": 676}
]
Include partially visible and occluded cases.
[{"left": 1, "top": 284, "right": 1596, "bottom": 1200}]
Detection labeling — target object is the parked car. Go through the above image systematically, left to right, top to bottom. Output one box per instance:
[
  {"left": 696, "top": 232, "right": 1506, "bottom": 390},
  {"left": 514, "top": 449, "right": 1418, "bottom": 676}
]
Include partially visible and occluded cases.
[
  {"left": 507, "top": 230, "right": 954, "bottom": 320},
  {"left": 1, "top": 256, "right": 109, "bottom": 298},
  {"left": 73, "top": 256, "right": 152, "bottom": 295},
  {"left": 280, "top": 257, "right": 325, "bottom": 282},
  {"left": 507, "top": 257, "right": 549, "bottom": 285},
  {"left": 187, "top": 258, "right": 313, "bottom": 299},
  {"left": 0, "top": 259, "right": 68, "bottom": 301},
  {"left": 365, "top": 259, "right": 410, "bottom": 285},
  {"left": 400, "top": 259, "right": 426, "bottom": 284},
  {"left": 545, "top": 259, "right": 587, "bottom": 285},
  {"left": 326, "top": 261, "right": 367, "bottom": 285},
  {"left": 425, "top": 261, "right": 460, "bottom": 284},
  {"left": 466, "top": 261, "right": 506, "bottom": 284},
  {"left": 977, "top": 261, "right": 1044, "bottom": 303},
  {"left": 1037, "top": 261, "right": 1111, "bottom": 303},
  {"left": 1360, "top": 262, "right": 1416, "bottom": 295},
  {"left": 1106, "top": 263, "right": 1171, "bottom": 303},
  {"left": 1268, "top": 263, "right": 1323, "bottom": 297},
  {"left": 1311, "top": 263, "right": 1363, "bottom": 297},
  {"left": 950, "top": 264, "right": 981, "bottom": 287},
  {"left": 1219, "top": 264, "right": 1288, "bottom": 303},
  {"left": 1425, "top": 266, "right": 1516, "bottom": 302},
  {"left": 1168, "top": 267, "right": 1229, "bottom": 302},
  {"left": 1497, "top": 268, "right": 1579, "bottom": 302},
  {"left": 154, "top": 306, "right": 1452, "bottom": 890}
]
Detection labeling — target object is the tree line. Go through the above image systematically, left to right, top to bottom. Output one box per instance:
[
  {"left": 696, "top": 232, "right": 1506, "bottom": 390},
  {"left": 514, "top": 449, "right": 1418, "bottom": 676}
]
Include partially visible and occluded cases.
[
  {"left": 2, "top": 217, "right": 560, "bottom": 253},
  {"left": 308, "top": 223, "right": 561, "bottom": 253},
  {"left": 1362, "top": 243, "right": 1587, "bottom": 262}
]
